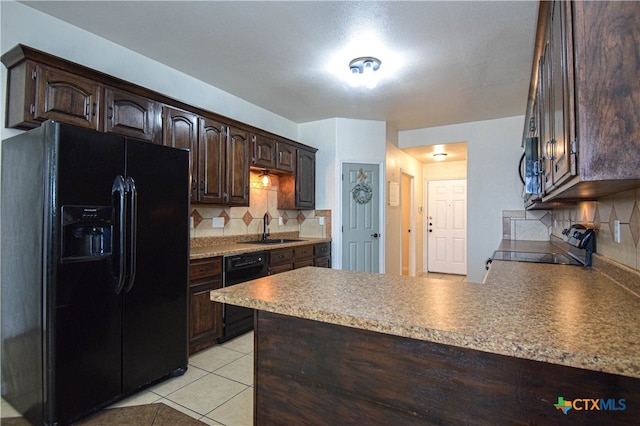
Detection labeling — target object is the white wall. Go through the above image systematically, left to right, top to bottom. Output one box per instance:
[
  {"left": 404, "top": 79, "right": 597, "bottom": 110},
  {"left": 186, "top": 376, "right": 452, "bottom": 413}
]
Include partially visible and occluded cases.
[
  {"left": 0, "top": 0, "right": 299, "bottom": 141},
  {"left": 399, "top": 116, "right": 525, "bottom": 283},
  {"left": 300, "top": 118, "right": 386, "bottom": 271},
  {"left": 385, "top": 141, "right": 423, "bottom": 276}
]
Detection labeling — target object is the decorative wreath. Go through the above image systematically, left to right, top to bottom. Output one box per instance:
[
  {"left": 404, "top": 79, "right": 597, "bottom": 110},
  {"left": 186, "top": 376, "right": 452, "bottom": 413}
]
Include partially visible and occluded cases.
[{"left": 352, "top": 182, "right": 373, "bottom": 204}]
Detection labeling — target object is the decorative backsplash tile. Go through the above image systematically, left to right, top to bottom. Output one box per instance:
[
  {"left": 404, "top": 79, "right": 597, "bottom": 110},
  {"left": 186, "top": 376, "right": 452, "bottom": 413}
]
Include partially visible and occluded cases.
[
  {"left": 190, "top": 169, "right": 330, "bottom": 240},
  {"left": 507, "top": 189, "right": 640, "bottom": 271},
  {"left": 550, "top": 189, "right": 640, "bottom": 271},
  {"left": 502, "top": 209, "right": 552, "bottom": 241}
]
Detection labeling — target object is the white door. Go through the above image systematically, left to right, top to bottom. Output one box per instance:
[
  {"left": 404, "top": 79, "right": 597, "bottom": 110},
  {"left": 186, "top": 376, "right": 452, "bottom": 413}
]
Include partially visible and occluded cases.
[
  {"left": 342, "top": 163, "right": 380, "bottom": 273},
  {"left": 427, "top": 179, "right": 467, "bottom": 275}
]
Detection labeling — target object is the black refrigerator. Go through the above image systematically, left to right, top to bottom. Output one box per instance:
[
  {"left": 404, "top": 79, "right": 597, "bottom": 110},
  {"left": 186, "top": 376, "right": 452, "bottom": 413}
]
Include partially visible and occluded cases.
[{"left": 1, "top": 121, "right": 190, "bottom": 425}]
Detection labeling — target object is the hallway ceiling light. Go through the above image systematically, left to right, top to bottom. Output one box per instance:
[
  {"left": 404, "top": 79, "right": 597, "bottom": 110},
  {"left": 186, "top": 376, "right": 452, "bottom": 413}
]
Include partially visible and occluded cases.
[
  {"left": 349, "top": 57, "right": 381, "bottom": 89},
  {"left": 433, "top": 152, "right": 448, "bottom": 161}
]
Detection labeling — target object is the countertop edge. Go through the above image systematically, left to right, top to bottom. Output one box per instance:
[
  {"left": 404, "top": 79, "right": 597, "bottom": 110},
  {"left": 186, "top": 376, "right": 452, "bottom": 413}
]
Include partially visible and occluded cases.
[{"left": 209, "top": 290, "right": 634, "bottom": 378}]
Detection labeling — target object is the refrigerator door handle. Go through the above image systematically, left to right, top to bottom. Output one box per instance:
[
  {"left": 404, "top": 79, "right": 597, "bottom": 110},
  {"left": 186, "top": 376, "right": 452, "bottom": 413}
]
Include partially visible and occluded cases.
[
  {"left": 112, "top": 175, "right": 128, "bottom": 294},
  {"left": 124, "top": 177, "right": 138, "bottom": 293}
]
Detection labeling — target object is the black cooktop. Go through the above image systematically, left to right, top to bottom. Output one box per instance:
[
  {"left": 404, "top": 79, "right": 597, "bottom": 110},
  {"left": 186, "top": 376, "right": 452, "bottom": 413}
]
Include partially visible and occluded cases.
[{"left": 490, "top": 250, "right": 584, "bottom": 266}]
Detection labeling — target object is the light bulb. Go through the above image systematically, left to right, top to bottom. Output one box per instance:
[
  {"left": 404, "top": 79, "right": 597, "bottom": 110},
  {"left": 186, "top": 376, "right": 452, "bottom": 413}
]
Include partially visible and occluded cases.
[
  {"left": 363, "top": 61, "right": 377, "bottom": 89},
  {"left": 349, "top": 67, "right": 360, "bottom": 87},
  {"left": 261, "top": 173, "right": 270, "bottom": 187}
]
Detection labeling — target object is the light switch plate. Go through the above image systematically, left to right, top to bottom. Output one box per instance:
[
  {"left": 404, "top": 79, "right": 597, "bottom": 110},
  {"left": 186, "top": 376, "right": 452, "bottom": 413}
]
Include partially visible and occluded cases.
[
  {"left": 212, "top": 217, "right": 225, "bottom": 228},
  {"left": 318, "top": 217, "right": 325, "bottom": 225},
  {"left": 614, "top": 220, "right": 621, "bottom": 243}
]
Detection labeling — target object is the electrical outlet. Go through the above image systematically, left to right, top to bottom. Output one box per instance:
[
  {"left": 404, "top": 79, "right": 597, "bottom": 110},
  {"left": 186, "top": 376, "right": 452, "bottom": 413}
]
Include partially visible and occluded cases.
[
  {"left": 189, "top": 217, "right": 194, "bottom": 229},
  {"left": 212, "top": 217, "right": 225, "bottom": 228},
  {"left": 278, "top": 217, "right": 284, "bottom": 226},
  {"left": 318, "top": 217, "right": 325, "bottom": 225},
  {"left": 613, "top": 220, "right": 621, "bottom": 243}
]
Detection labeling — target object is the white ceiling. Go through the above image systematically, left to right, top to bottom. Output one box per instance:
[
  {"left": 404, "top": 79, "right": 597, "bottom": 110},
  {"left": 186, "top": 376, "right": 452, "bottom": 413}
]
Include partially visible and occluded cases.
[{"left": 20, "top": 1, "right": 538, "bottom": 161}]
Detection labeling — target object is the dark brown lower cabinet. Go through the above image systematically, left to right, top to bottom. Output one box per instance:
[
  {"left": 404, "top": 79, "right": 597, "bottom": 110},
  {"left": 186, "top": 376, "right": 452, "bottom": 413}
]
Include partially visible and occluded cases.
[
  {"left": 269, "top": 242, "right": 331, "bottom": 274},
  {"left": 313, "top": 242, "right": 331, "bottom": 268},
  {"left": 268, "top": 247, "right": 294, "bottom": 275},
  {"left": 188, "top": 257, "right": 223, "bottom": 354},
  {"left": 254, "top": 311, "right": 640, "bottom": 425}
]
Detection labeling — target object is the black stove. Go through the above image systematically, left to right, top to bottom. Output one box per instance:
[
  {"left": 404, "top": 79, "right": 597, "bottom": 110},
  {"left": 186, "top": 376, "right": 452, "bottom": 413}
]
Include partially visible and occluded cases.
[{"left": 488, "top": 225, "right": 595, "bottom": 268}]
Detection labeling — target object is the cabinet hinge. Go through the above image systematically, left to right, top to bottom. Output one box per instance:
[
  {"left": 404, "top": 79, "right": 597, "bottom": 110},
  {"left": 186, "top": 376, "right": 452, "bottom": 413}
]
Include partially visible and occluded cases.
[
  {"left": 31, "top": 69, "right": 37, "bottom": 80},
  {"left": 29, "top": 104, "right": 35, "bottom": 115},
  {"left": 570, "top": 139, "right": 577, "bottom": 154}
]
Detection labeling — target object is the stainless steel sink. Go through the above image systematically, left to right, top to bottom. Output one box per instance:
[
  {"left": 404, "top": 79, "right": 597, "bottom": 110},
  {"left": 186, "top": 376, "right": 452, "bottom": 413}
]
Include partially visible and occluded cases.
[{"left": 240, "top": 239, "right": 306, "bottom": 245}]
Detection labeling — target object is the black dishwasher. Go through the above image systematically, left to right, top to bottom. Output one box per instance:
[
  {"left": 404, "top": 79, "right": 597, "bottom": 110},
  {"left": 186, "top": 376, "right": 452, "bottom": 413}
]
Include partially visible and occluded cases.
[{"left": 221, "top": 251, "right": 268, "bottom": 342}]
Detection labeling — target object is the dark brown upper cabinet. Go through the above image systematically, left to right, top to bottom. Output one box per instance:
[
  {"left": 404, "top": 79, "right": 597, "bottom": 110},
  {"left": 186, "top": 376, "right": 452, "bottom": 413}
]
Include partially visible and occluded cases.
[
  {"left": 523, "top": 0, "right": 640, "bottom": 205},
  {"left": 2, "top": 44, "right": 314, "bottom": 209},
  {"left": 3, "top": 54, "right": 160, "bottom": 142},
  {"left": 4, "top": 61, "right": 102, "bottom": 130},
  {"left": 104, "top": 87, "right": 160, "bottom": 143},
  {"left": 162, "top": 106, "right": 198, "bottom": 201},
  {"left": 163, "top": 106, "right": 249, "bottom": 206},
  {"left": 198, "top": 117, "right": 226, "bottom": 204},
  {"left": 225, "top": 126, "right": 250, "bottom": 206},
  {"left": 252, "top": 133, "right": 296, "bottom": 174},
  {"left": 252, "top": 133, "right": 277, "bottom": 170},
  {"left": 275, "top": 140, "right": 296, "bottom": 174},
  {"left": 278, "top": 147, "right": 316, "bottom": 210}
]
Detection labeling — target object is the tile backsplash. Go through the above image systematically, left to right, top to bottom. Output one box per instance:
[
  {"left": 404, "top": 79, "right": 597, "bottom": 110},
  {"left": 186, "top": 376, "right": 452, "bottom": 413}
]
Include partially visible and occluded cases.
[
  {"left": 190, "top": 171, "right": 330, "bottom": 240},
  {"left": 505, "top": 188, "right": 640, "bottom": 271},
  {"left": 551, "top": 189, "right": 640, "bottom": 271}
]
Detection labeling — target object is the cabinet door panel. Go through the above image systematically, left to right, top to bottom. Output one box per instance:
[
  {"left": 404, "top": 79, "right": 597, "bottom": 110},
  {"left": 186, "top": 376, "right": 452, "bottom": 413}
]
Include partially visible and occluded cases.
[
  {"left": 549, "top": 0, "right": 574, "bottom": 188},
  {"left": 36, "top": 65, "right": 101, "bottom": 129},
  {"left": 105, "top": 87, "right": 158, "bottom": 142},
  {"left": 162, "top": 106, "right": 198, "bottom": 202},
  {"left": 200, "top": 118, "right": 226, "bottom": 204},
  {"left": 226, "top": 126, "right": 250, "bottom": 206},
  {"left": 253, "top": 134, "right": 276, "bottom": 169},
  {"left": 276, "top": 141, "right": 295, "bottom": 173},
  {"left": 296, "top": 148, "right": 316, "bottom": 209},
  {"left": 189, "top": 280, "right": 223, "bottom": 354}
]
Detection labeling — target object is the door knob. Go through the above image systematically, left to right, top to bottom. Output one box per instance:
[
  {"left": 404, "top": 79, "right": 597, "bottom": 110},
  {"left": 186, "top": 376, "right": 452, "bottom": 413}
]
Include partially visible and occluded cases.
[{"left": 371, "top": 233, "right": 379, "bottom": 238}]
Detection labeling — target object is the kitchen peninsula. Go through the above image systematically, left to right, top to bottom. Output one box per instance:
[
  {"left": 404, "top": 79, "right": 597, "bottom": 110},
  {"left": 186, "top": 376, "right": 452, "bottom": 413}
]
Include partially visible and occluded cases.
[{"left": 210, "top": 262, "right": 640, "bottom": 424}]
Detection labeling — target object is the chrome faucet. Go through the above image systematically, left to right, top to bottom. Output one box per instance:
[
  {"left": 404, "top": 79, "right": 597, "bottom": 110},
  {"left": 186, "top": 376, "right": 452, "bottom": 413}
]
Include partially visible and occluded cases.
[{"left": 262, "top": 213, "right": 270, "bottom": 241}]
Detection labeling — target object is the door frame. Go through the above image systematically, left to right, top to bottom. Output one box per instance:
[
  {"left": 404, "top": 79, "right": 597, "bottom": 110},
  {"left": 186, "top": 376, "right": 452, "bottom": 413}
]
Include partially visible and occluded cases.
[
  {"left": 338, "top": 161, "right": 385, "bottom": 273},
  {"left": 400, "top": 170, "right": 416, "bottom": 276}
]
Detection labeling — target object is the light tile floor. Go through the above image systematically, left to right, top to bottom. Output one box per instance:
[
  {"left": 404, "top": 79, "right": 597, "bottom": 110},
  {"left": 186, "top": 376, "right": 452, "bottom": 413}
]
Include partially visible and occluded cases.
[
  {"left": 2, "top": 273, "right": 467, "bottom": 425},
  {"left": 1, "top": 331, "right": 255, "bottom": 426}
]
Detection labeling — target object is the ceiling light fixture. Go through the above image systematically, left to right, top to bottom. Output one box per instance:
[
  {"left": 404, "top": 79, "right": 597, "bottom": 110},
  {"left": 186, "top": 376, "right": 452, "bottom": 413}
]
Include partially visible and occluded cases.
[
  {"left": 349, "top": 57, "right": 381, "bottom": 89},
  {"left": 433, "top": 152, "right": 448, "bottom": 161}
]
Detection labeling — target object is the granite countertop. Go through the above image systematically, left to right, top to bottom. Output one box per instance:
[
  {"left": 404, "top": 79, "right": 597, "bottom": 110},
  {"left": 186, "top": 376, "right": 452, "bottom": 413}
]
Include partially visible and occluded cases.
[
  {"left": 189, "top": 237, "right": 331, "bottom": 259},
  {"left": 210, "top": 261, "right": 640, "bottom": 379}
]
